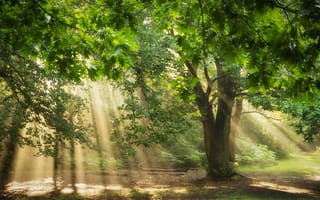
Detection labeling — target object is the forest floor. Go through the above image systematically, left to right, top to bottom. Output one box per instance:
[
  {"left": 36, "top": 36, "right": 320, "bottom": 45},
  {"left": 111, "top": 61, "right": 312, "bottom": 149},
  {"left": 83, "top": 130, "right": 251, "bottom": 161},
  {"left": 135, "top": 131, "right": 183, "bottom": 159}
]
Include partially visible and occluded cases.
[
  {"left": 1, "top": 152, "right": 320, "bottom": 199},
  {"left": 1, "top": 168, "right": 320, "bottom": 200}
]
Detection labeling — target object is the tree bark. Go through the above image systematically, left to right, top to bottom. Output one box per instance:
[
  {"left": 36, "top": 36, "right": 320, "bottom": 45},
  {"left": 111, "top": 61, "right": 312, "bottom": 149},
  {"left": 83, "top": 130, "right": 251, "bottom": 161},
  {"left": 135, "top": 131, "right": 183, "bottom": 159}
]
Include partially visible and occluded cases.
[
  {"left": 186, "top": 59, "right": 236, "bottom": 177},
  {"left": 207, "top": 59, "right": 235, "bottom": 177}
]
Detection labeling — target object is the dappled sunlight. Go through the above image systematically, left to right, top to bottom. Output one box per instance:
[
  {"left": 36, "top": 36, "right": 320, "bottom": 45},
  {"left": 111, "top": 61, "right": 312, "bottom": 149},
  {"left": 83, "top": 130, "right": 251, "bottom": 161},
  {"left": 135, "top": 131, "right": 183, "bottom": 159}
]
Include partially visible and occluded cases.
[
  {"left": 4, "top": 169, "right": 320, "bottom": 199},
  {"left": 306, "top": 175, "right": 320, "bottom": 181},
  {"left": 7, "top": 178, "right": 54, "bottom": 196},
  {"left": 6, "top": 179, "right": 191, "bottom": 198},
  {"left": 7, "top": 179, "right": 129, "bottom": 197},
  {"left": 250, "top": 181, "right": 316, "bottom": 196},
  {"left": 62, "top": 183, "right": 129, "bottom": 196}
]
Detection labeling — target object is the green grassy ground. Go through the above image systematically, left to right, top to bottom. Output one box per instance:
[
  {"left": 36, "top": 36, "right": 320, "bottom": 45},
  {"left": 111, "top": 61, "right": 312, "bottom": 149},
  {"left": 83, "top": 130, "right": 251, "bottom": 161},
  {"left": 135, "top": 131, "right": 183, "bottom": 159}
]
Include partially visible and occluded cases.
[{"left": 237, "top": 151, "right": 320, "bottom": 176}]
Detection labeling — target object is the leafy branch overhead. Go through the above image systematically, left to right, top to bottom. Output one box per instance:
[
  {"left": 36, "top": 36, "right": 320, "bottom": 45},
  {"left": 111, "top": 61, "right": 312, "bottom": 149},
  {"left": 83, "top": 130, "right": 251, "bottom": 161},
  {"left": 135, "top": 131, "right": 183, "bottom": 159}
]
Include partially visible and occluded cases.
[
  {"left": 0, "top": 0, "right": 140, "bottom": 81},
  {"left": 0, "top": 55, "right": 93, "bottom": 156}
]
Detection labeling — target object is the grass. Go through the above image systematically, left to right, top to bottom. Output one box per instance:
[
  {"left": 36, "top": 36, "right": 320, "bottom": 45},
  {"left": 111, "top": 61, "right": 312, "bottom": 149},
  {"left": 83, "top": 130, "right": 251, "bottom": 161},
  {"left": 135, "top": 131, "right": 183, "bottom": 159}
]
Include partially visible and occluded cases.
[{"left": 236, "top": 151, "right": 320, "bottom": 176}]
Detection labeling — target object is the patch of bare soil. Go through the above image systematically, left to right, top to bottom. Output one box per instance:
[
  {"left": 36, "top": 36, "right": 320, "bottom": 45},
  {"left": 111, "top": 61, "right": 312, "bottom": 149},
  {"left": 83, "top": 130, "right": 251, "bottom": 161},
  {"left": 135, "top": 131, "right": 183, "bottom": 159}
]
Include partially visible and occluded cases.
[{"left": 1, "top": 169, "right": 320, "bottom": 199}]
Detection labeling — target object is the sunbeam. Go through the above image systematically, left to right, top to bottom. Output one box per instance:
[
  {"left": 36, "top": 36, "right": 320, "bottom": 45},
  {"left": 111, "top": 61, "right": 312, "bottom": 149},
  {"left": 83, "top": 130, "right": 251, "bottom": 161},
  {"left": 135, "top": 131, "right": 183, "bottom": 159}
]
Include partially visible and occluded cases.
[
  {"left": 3, "top": 82, "right": 319, "bottom": 199},
  {"left": 12, "top": 129, "right": 53, "bottom": 183}
]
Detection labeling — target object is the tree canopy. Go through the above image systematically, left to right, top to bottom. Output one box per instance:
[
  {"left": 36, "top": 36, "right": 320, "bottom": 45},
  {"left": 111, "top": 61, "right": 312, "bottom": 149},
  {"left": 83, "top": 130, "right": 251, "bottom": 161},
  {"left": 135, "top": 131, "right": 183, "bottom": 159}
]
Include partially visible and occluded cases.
[{"left": 1, "top": 0, "right": 319, "bottom": 92}]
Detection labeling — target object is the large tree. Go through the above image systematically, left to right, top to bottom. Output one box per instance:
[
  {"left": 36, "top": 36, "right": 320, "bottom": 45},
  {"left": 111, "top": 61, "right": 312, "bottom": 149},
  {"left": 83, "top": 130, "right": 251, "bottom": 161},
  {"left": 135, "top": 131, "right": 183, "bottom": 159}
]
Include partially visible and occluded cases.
[
  {"left": 1, "top": 0, "right": 319, "bottom": 178},
  {"left": 115, "top": 0, "right": 320, "bottom": 177},
  {"left": 150, "top": 0, "right": 320, "bottom": 177}
]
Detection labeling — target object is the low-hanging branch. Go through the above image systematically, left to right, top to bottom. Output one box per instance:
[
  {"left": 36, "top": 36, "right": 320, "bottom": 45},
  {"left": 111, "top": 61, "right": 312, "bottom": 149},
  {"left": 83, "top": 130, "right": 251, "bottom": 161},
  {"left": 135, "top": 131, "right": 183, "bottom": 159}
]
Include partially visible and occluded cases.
[{"left": 241, "top": 110, "right": 281, "bottom": 121}]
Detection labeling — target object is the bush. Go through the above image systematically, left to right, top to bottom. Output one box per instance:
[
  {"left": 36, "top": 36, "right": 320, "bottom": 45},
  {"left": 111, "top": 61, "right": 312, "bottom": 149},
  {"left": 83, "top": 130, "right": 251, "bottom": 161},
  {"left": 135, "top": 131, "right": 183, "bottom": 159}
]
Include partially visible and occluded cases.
[
  {"left": 240, "top": 116, "right": 289, "bottom": 159},
  {"left": 160, "top": 122, "right": 207, "bottom": 169},
  {"left": 236, "top": 137, "right": 277, "bottom": 167},
  {"left": 160, "top": 145, "right": 206, "bottom": 168}
]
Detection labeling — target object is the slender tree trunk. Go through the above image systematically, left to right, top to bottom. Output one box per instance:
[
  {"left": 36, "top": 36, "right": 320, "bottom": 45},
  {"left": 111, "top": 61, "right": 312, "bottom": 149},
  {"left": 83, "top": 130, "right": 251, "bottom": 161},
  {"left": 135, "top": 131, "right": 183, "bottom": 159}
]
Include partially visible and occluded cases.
[
  {"left": 229, "top": 98, "right": 243, "bottom": 162},
  {"left": 70, "top": 137, "right": 77, "bottom": 193},
  {"left": 53, "top": 140, "right": 60, "bottom": 192}
]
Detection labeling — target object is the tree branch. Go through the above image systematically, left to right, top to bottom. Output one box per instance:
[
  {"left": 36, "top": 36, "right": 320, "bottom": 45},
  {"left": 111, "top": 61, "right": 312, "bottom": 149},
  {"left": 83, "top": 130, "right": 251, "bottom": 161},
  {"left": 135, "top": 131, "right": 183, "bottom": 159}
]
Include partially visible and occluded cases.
[
  {"left": 223, "top": 0, "right": 268, "bottom": 45},
  {"left": 272, "top": 0, "right": 299, "bottom": 14},
  {"left": 35, "top": 1, "right": 74, "bottom": 28},
  {"left": 185, "top": 60, "right": 198, "bottom": 77},
  {"left": 241, "top": 111, "right": 281, "bottom": 120}
]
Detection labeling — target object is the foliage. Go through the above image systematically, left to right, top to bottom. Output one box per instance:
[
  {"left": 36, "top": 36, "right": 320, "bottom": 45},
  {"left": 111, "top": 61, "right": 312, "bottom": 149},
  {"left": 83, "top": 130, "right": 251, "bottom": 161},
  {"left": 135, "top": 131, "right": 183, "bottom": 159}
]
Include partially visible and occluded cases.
[
  {"left": 0, "top": 0, "right": 139, "bottom": 81},
  {"left": 2, "top": 0, "right": 320, "bottom": 178},
  {"left": 112, "top": 0, "right": 320, "bottom": 176},
  {"left": 153, "top": 0, "right": 320, "bottom": 95},
  {"left": 112, "top": 21, "right": 197, "bottom": 153},
  {"left": 0, "top": 55, "right": 93, "bottom": 156},
  {"left": 248, "top": 93, "right": 320, "bottom": 142},
  {"left": 278, "top": 97, "right": 320, "bottom": 142},
  {"left": 240, "top": 116, "right": 289, "bottom": 159},
  {"left": 160, "top": 121, "right": 206, "bottom": 168},
  {"left": 236, "top": 137, "right": 277, "bottom": 167}
]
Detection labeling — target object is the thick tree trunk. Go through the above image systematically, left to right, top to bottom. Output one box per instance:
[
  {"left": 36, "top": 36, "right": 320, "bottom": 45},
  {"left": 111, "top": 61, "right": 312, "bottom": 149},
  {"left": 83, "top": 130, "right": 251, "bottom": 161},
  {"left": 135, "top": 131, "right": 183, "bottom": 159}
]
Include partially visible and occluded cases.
[
  {"left": 186, "top": 59, "right": 236, "bottom": 177},
  {"left": 207, "top": 59, "right": 235, "bottom": 177},
  {"left": 207, "top": 97, "right": 234, "bottom": 177},
  {"left": 229, "top": 98, "right": 243, "bottom": 162}
]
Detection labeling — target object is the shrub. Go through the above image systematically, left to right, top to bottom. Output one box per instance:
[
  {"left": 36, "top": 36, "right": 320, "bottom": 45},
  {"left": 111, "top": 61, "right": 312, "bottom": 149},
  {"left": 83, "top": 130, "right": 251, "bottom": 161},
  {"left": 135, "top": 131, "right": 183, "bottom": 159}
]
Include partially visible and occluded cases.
[{"left": 236, "top": 137, "right": 277, "bottom": 167}]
